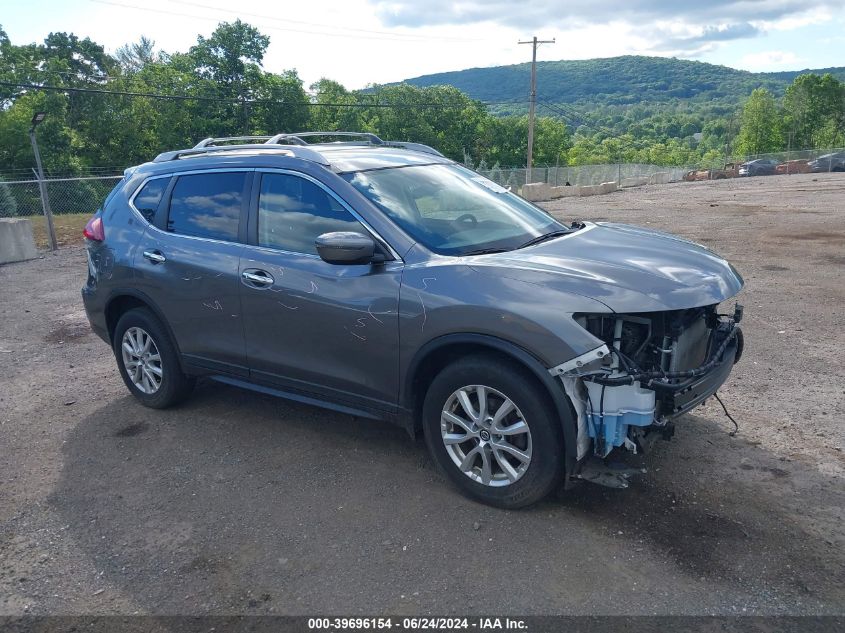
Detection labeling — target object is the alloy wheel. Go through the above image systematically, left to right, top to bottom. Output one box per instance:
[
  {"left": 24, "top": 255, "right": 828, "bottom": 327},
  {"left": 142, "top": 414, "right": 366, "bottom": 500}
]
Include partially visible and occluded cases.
[
  {"left": 121, "top": 326, "right": 163, "bottom": 394},
  {"left": 440, "top": 385, "right": 532, "bottom": 487}
]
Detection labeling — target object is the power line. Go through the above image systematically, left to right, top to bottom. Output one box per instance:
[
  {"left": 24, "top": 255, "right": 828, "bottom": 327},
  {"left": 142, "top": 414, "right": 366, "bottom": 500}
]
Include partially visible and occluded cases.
[
  {"left": 538, "top": 99, "right": 620, "bottom": 137},
  {"left": 538, "top": 99, "right": 662, "bottom": 161}
]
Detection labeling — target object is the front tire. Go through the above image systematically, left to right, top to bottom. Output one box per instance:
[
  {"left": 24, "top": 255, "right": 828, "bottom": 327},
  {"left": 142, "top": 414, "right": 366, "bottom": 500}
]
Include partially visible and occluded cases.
[
  {"left": 113, "top": 308, "right": 195, "bottom": 409},
  {"left": 422, "top": 355, "right": 564, "bottom": 509}
]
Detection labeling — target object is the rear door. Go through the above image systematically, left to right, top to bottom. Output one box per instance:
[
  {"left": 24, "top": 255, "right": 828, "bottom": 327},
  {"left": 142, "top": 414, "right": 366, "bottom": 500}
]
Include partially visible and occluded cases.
[
  {"left": 132, "top": 169, "right": 252, "bottom": 376},
  {"left": 239, "top": 169, "right": 403, "bottom": 412}
]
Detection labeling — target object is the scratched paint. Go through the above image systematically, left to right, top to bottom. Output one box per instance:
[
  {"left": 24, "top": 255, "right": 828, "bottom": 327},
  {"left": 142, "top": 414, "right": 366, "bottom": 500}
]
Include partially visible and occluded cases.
[
  {"left": 416, "top": 277, "right": 436, "bottom": 332},
  {"left": 417, "top": 293, "right": 428, "bottom": 331},
  {"left": 202, "top": 300, "right": 223, "bottom": 311},
  {"left": 367, "top": 304, "right": 384, "bottom": 324},
  {"left": 344, "top": 326, "right": 366, "bottom": 341}
]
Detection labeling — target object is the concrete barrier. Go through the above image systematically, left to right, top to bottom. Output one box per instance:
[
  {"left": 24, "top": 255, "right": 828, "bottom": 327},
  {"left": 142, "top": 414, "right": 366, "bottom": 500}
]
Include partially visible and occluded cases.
[
  {"left": 648, "top": 172, "right": 671, "bottom": 185},
  {"left": 621, "top": 176, "right": 648, "bottom": 188},
  {"left": 521, "top": 180, "right": 624, "bottom": 201},
  {"left": 520, "top": 182, "right": 551, "bottom": 202},
  {"left": 550, "top": 185, "right": 580, "bottom": 198},
  {"left": 579, "top": 185, "right": 601, "bottom": 197},
  {"left": 0, "top": 218, "right": 38, "bottom": 265}
]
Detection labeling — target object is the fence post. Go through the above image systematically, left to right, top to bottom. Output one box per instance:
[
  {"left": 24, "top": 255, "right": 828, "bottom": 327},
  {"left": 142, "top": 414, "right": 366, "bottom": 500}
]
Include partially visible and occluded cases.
[{"left": 28, "top": 130, "right": 58, "bottom": 251}]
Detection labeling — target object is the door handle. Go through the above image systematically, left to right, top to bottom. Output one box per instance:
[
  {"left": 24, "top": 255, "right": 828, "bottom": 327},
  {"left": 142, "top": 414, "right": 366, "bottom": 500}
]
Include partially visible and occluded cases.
[
  {"left": 143, "top": 250, "right": 166, "bottom": 264},
  {"left": 242, "top": 270, "right": 274, "bottom": 286}
]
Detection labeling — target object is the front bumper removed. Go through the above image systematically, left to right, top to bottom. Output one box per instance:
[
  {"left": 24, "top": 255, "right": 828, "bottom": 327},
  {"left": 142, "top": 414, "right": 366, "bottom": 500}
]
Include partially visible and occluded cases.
[{"left": 552, "top": 314, "right": 743, "bottom": 461}]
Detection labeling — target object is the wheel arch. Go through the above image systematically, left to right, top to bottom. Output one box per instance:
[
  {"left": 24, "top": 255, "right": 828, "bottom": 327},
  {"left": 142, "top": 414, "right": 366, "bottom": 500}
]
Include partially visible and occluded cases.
[
  {"left": 104, "top": 290, "right": 183, "bottom": 360},
  {"left": 403, "top": 333, "right": 577, "bottom": 460}
]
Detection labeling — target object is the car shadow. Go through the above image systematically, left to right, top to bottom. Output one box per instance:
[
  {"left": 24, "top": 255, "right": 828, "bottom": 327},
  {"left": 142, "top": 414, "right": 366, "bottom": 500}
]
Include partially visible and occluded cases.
[{"left": 49, "top": 381, "right": 845, "bottom": 614}]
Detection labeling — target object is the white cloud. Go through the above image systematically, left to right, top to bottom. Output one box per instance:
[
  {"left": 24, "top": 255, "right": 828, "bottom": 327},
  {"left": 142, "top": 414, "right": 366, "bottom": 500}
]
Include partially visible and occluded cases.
[{"left": 753, "top": 7, "right": 834, "bottom": 31}]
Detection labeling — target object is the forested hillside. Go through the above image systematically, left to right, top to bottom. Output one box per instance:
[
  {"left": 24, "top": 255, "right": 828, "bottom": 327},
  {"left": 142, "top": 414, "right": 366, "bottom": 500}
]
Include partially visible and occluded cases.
[
  {"left": 399, "top": 56, "right": 845, "bottom": 165},
  {"left": 401, "top": 56, "right": 845, "bottom": 113}
]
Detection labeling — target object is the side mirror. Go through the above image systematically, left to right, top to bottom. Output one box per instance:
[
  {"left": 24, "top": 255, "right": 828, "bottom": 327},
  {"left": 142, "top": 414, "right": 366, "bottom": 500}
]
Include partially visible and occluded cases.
[{"left": 315, "top": 231, "right": 378, "bottom": 265}]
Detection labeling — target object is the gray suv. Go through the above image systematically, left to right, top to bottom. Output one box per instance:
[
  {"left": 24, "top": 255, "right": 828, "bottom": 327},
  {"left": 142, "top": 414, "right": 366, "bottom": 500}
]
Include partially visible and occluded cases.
[{"left": 82, "top": 132, "right": 744, "bottom": 508}]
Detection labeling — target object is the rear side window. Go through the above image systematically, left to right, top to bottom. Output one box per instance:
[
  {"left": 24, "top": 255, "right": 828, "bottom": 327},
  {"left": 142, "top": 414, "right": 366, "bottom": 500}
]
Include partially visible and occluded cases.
[
  {"left": 167, "top": 172, "right": 246, "bottom": 241},
  {"left": 257, "top": 173, "right": 364, "bottom": 255},
  {"left": 133, "top": 178, "right": 168, "bottom": 222}
]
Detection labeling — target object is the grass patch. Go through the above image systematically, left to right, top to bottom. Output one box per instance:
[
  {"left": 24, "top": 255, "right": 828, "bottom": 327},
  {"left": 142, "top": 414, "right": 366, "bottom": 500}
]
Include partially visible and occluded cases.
[{"left": 30, "top": 213, "right": 90, "bottom": 249}]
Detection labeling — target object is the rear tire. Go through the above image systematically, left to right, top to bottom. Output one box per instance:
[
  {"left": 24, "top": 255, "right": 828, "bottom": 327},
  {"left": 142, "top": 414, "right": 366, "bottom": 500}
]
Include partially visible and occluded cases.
[
  {"left": 113, "top": 308, "right": 195, "bottom": 409},
  {"left": 422, "top": 355, "right": 564, "bottom": 509}
]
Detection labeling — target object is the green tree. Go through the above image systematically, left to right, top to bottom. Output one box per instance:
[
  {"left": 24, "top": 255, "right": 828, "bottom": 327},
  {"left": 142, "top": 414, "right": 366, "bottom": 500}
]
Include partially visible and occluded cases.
[
  {"left": 189, "top": 20, "right": 271, "bottom": 133},
  {"left": 115, "top": 36, "right": 157, "bottom": 73},
  {"left": 783, "top": 73, "right": 845, "bottom": 149},
  {"left": 309, "top": 78, "right": 363, "bottom": 132},
  {"left": 360, "top": 84, "right": 487, "bottom": 161},
  {"left": 735, "top": 88, "right": 783, "bottom": 156},
  {"left": 0, "top": 179, "right": 18, "bottom": 217}
]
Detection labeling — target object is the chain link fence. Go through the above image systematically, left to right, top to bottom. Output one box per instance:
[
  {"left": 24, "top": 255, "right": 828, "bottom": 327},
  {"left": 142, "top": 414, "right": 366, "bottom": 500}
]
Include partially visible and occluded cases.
[
  {"left": 476, "top": 148, "right": 845, "bottom": 188},
  {"left": 476, "top": 164, "right": 690, "bottom": 189},
  {"left": 0, "top": 176, "right": 123, "bottom": 219}
]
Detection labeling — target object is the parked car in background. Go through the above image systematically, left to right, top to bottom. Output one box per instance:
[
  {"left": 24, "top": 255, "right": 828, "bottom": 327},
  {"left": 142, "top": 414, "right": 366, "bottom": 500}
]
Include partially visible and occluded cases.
[
  {"left": 81, "top": 132, "right": 744, "bottom": 508},
  {"left": 808, "top": 152, "right": 845, "bottom": 173},
  {"left": 738, "top": 158, "right": 779, "bottom": 177},
  {"left": 775, "top": 159, "right": 812, "bottom": 175},
  {"left": 710, "top": 162, "right": 740, "bottom": 179},
  {"left": 683, "top": 163, "right": 739, "bottom": 182}
]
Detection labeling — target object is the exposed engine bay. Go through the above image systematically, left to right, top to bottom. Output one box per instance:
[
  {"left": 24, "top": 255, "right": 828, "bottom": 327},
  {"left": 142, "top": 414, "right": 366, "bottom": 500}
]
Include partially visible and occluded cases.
[{"left": 551, "top": 303, "right": 744, "bottom": 463}]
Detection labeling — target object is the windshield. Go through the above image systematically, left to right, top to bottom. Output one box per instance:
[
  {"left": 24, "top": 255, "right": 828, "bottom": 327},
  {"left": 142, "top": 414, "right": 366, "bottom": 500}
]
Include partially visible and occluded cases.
[{"left": 342, "top": 163, "right": 567, "bottom": 256}]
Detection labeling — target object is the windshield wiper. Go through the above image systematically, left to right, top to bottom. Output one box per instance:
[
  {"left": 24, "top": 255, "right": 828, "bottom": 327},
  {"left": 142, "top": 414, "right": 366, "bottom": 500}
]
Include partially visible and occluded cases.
[
  {"left": 516, "top": 229, "right": 571, "bottom": 250},
  {"left": 462, "top": 247, "right": 511, "bottom": 256}
]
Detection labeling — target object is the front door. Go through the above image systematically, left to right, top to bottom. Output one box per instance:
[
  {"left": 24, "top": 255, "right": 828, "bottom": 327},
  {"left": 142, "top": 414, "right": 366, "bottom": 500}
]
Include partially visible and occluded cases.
[{"left": 239, "top": 170, "right": 402, "bottom": 412}]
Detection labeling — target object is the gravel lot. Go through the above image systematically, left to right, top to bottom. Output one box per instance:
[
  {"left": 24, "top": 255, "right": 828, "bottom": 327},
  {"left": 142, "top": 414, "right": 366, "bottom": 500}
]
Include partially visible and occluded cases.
[{"left": 1, "top": 172, "right": 843, "bottom": 616}]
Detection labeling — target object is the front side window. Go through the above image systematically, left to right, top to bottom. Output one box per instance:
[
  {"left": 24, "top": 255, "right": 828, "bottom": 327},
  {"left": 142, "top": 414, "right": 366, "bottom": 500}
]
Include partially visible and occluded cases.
[
  {"left": 342, "top": 163, "right": 566, "bottom": 256},
  {"left": 167, "top": 172, "right": 246, "bottom": 241},
  {"left": 257, "top": 173, "right": 364, "bottom": 255},
  {"left": 133, "top": 178, "right": 168, "bottom": 222}
]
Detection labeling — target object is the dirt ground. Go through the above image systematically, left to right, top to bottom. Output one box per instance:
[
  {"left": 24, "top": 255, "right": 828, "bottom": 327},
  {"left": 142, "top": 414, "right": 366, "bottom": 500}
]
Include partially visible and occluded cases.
[{"left": 0, "top": 172, "right": 843, "bottom": 616}]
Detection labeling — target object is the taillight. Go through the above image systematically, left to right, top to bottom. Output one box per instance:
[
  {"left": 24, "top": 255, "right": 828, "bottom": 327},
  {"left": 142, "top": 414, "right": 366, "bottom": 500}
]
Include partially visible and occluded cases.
[{"left": 83, "top": 216, "right": 105, "bottom": 242}]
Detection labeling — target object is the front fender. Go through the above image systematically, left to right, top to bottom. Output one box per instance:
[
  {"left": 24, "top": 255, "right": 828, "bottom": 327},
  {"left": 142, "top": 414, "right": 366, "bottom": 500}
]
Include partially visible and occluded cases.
[
  {"left": 399, "top": 264, "right": 610, "bottom": 369},
  {"left": 402, "top": 332, "right": 579, "bottom": 461}
]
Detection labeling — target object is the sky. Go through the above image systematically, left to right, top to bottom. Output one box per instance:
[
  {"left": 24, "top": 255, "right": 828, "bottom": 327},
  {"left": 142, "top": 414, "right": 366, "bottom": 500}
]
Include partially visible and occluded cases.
[{"left": 2, "top": 0, "right": 844, "bottom": 88}]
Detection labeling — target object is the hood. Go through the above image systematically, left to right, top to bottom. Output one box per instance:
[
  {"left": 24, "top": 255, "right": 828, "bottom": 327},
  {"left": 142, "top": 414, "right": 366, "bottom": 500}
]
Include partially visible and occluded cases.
[{"left": 469, "top": 222, "right": 744, "bottom": 313}]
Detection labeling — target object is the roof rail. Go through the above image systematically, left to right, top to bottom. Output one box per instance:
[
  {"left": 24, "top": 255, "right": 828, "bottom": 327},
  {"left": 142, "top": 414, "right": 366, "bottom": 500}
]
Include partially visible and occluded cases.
[
  {"left": 152, "top": 131, "right": 445, "bottom": 165},
  {"left": 265, "top": 131, "right": 444, "bottom": 157},
  {"left": 266, "top": 131, "right": 384, "bottom": 146},
  {"left": 194, "top": 136, "right": 273, "bottom": 149},
  {"left": 383, "top": 141, "right": 444, "bottom": 158},
  {"left": 152, "top": 144, "right": 330, "bottom": 165}
]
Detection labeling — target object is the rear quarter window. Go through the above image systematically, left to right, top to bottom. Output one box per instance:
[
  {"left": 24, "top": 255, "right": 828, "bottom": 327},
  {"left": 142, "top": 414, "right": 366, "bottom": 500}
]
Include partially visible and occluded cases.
[
  {"left": 166, "top": 172, "right": 246, "bottom": 242},
  {"left": 133, "top": 178, "right": 168, "bottom": 222}
]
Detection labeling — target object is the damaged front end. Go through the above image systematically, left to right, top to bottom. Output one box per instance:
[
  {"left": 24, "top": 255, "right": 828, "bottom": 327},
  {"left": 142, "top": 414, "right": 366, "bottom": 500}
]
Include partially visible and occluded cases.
[{"left": 550, "top": 304, "right": 744, "bottom": 480}]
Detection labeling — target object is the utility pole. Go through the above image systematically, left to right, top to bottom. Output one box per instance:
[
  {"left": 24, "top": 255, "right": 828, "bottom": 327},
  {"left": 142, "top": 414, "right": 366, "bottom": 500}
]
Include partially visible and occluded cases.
[{"left": 519, "top": 36, "right": 554, "bottom": 184}]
